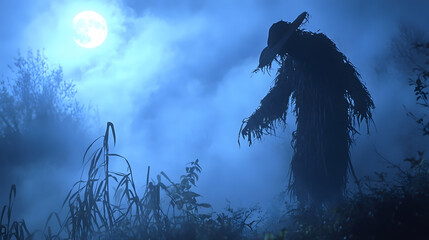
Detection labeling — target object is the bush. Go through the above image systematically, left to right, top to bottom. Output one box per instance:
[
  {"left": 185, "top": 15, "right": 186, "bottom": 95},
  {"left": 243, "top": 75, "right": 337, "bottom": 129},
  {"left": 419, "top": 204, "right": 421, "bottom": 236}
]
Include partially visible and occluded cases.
[
  {"left": 0, "top": 50, "right": 87, "bottom": 170},
  {"left": 0, "top": 50, "right": 82, "bottom": 137},
  {"left": 265, "top": 153, "right": 429, "bottom": 240}
]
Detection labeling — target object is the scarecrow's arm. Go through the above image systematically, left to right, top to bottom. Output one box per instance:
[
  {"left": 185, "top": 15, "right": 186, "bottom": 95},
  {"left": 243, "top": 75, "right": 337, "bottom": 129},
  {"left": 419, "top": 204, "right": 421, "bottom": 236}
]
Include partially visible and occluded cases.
[
  {"left": 343, "top": 62, "right": 374, "bottom": 125},
  {"left": 240, "top": 66, "right": 294, "bottom": 145}
]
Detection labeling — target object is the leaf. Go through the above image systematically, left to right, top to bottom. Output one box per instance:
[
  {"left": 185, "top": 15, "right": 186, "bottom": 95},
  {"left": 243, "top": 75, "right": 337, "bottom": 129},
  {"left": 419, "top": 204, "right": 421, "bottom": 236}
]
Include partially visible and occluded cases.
[
  {"left": 108, "top": 122, "right": 116, "bottom": 146},
  {"left": 82, "top": 136, "right": 103, "bottom": 163},
  {"left": 160, "top": 171, "right": 175, "bottom": 185},
  {"left": 189, "top": 178, "right": 196, "bottom": 186},
  {"left": 182, "top": 191, "right": 200, "bottom": 199},
  {"left": 176, "top": 200, "right": 184, "bottom": 210},
  {"left": 197, "top": 203, "right": 212, "bottom": 208}
]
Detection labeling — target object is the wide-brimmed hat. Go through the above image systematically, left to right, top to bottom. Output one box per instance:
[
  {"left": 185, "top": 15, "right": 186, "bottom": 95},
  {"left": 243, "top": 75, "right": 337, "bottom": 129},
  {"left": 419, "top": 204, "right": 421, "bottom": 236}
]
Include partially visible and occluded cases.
[{"left": 257, "top": 12, "right": 308, "bottom": 70}]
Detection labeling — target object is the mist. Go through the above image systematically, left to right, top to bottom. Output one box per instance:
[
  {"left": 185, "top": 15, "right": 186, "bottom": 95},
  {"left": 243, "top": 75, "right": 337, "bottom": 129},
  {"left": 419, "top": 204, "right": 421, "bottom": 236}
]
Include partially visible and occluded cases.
[{"left": 1, "top": 0, "right": 429, "bottom": 235}]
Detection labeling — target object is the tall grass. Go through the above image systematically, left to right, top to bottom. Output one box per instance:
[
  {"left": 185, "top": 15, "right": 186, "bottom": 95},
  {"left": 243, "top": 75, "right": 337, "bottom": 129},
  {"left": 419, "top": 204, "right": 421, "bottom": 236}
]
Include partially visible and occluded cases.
[
  {"left": 1, "top": 122, "right": 258, "bottom": 240},
  {"left": 4, "top": 122, "right": 429, "bottom": 239},
  {"left": 0, "top": 185, "right": 34, "bottom": 240}
]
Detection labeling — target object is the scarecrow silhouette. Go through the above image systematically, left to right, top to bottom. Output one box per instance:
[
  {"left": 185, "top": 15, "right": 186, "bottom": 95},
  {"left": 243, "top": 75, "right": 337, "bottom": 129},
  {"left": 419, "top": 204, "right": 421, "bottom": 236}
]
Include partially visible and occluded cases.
[{"left": 240, "top": 12, "right": 374, "bottom": 206}]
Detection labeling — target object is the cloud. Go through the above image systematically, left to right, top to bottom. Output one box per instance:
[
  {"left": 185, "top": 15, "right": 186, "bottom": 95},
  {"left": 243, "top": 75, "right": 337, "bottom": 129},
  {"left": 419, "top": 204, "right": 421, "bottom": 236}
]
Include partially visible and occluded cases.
[{"left": 1, "top": 0, "right": 429, "bottom": 228}]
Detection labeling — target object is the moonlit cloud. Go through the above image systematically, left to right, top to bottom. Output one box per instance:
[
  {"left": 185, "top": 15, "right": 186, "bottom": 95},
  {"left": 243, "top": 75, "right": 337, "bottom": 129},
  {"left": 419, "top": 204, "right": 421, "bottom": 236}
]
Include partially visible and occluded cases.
[{"left": 1, "top": 0, "right": 429, "bottom": 228}]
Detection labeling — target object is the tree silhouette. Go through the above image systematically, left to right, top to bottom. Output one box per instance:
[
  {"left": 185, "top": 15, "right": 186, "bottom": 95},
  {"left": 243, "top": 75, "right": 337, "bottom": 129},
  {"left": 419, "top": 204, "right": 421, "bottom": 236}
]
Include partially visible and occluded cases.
[
  {"left": 240, "top": 12, "right": 374, "bottom": 206},
  {"left": 0, "top": 50, "right": 86, "bottom": 168},
  {"left": 0, "top": 50, "right": 82, "bottom": 138}
]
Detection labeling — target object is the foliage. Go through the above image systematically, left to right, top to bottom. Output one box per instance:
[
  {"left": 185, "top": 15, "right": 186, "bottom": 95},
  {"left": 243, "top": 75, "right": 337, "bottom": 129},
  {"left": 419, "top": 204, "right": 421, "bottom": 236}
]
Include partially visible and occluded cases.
[
  {"left": 407, "top": 42, "right": 429, "bottom": 134},
  {"left": 0, "top": 50, "right": 82, "bottom": 138},
  {"left": 0, "top": 50, "right": 87, "bottom": 172},
  {"left": 0, "top": 122, "right": 258, "bottom": 240},
  {"left": 7, "top": 133, "right": 429, "bottom": 240},
  {"left": 265, "top": 154, "right": 429, "bottom": 240},
  {"left": 0, "top": 185, "right": 34, "bottom": 240}
]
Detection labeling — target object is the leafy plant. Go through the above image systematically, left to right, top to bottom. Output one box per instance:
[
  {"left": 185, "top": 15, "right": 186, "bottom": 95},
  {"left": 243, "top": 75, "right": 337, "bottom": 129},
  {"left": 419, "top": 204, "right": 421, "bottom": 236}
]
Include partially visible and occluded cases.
[
  {"left": 406, "top": 42, "right": 429, "bottom": 134},
  {"left": 37, "top": 122, "right": 258, "bottom": 240},
  {"left": 159, "top": 159, "right": 211, "bottom": 216}
]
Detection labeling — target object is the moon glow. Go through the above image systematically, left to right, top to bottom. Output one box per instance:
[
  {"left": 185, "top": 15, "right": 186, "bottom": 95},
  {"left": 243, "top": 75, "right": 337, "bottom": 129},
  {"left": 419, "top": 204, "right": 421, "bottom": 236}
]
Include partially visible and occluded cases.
[{"left": 73, "top": 11, "right": 108, "bottom": 48}]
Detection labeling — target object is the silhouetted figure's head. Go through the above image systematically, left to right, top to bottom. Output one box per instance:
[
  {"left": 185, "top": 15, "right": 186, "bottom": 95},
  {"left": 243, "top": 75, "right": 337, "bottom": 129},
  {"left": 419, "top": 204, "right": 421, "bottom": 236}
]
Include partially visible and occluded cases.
[
  {"left": 257, "top": 12, "right": 308, "bottom": 70},
  {"left": 267, "top": 21, "right": 292, "bottom": 47}
]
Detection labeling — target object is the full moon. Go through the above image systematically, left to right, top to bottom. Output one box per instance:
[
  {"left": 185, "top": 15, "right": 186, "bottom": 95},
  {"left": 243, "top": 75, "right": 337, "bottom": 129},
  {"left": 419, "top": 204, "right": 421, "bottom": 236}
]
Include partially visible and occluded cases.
[{"left": 73, "top": 11, "right": 108, "bottom": 48}]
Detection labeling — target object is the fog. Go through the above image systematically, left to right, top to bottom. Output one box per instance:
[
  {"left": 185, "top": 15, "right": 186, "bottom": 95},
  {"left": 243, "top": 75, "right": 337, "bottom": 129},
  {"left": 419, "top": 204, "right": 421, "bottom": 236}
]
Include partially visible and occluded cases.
[{"left": 1, "top": 0, "right": 429, "bottom": 230}]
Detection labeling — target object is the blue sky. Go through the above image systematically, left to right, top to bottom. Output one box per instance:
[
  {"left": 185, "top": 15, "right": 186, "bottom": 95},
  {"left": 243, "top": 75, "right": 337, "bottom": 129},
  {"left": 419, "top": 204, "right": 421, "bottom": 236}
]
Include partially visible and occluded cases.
[{"left": 1, "top": 0, "right": 429, "bottom": 228}]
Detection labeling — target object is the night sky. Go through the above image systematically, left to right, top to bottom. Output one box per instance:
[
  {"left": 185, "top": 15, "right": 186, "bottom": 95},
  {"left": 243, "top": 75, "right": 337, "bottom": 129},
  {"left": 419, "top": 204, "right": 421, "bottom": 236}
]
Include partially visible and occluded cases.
[{"left": 1, "top": 0, "right": 429, "bottom": 229}]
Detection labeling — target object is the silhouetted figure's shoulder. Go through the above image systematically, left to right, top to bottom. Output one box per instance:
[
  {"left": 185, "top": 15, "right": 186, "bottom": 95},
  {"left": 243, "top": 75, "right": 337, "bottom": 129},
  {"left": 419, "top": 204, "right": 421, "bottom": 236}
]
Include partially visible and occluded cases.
[{"left": 285, "top": 30, "right": 351, "bottom": 76}]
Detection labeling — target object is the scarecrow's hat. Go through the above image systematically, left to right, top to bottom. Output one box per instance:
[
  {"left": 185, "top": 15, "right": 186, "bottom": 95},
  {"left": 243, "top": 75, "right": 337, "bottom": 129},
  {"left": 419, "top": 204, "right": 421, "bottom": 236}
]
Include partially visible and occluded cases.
[{"left": 257, "top": 12, "right": 308, "bottom": 69}]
